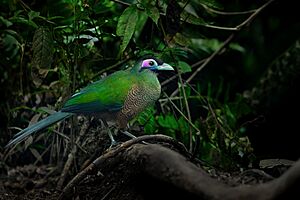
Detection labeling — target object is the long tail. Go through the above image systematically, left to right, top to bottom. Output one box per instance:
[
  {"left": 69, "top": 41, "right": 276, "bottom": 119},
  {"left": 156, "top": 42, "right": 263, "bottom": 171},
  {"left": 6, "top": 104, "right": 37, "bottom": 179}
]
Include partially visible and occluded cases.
[{"left": 5, "top": 111, "right": 73, "bottom": 148}]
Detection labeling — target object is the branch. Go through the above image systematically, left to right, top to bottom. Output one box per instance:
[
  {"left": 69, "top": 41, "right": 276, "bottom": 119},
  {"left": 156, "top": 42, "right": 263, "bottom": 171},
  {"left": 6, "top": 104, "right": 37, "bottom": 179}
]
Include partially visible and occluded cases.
[
  {"left": 166, "top": 0, "right": 276, "bottom": 99},
  {"left": 59, "top": 134, "right": 188, "bottom": 199},
  {"left": 61, "top": 143, "right": 300, "bottom": 200}
]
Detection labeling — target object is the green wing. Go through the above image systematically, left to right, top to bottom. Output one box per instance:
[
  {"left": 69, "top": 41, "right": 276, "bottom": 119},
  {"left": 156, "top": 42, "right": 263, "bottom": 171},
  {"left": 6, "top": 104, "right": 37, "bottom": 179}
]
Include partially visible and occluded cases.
[{"left": 61, "top": 70, "right": 137, "bottom": 114}]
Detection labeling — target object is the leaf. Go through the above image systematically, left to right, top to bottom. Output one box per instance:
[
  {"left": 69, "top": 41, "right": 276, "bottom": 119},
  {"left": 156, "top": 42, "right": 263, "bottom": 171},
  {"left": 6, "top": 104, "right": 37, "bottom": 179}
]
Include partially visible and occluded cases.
[
  {"left": 199, "top": 0, "right": 223, "bottom": 9},
  {"left": 116, "top": 5, "right": 139, "bottom": 53},
  {"left": 145, "top": 6, "right": 160, "bottom": 25},
  {"left": 134, "top": 10, "right": 148, "bottom": 39},
  {"left": 181, "top": 10, "right": 206, "bottom": 26},
  {"left": 28, "top": 11, "right": 40, "bottom": 21},
  {"left": 0, "top": 16, "right": 13, "bottom": 27},
  {"left": 10, "top": 16, "right": 38, "bottom": 28},
  {"left": 31, "top": 27, "right": 54, "bottom": 86},
  {"left": 32, "top": 27, "right": 54, "bottom": 69},
  {"left": 2, "top": 33, "right": 19, "bottom": 59},
  {"left": 174, "top": 33, "right": 191, "bottom": 47},
  {"left": 229, "top": 43, "right": 245, "bottom": 53},
  {"left": 178, "top": 61, "right": 192, "bottom": 73},
  {"left": 223, "top": 104, "right": 236, "bottom": 128},
  {"left": 135, "top": 107, "right": 158, "bottom": 134},
  {"left": 136, "top": 107, "right": 155, "bottom": 125},
  {"left": 29, "top": 113, "right": 42, "bottom": 125},
  {"left": 157, "top": 114, "right": 178, "bottom": 130},
  {"left": 144, "top": 116, "right": 157, "bottom": 134},
  {"left": 178, "top": 116, "right": 189, "bottom": 135},
  {"left": 25, "top": 136, "right": 33, "bottom": 149},
  {"left": 29, "top": 147, "right": 43, "bottom": 162}
]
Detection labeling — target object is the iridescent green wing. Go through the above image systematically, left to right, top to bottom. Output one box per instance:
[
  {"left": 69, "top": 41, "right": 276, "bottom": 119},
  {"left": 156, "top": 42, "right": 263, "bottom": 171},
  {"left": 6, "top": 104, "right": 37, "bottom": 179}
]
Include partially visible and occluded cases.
[{"left": 61, "top": 70, "right": 137, "bottom": 114}]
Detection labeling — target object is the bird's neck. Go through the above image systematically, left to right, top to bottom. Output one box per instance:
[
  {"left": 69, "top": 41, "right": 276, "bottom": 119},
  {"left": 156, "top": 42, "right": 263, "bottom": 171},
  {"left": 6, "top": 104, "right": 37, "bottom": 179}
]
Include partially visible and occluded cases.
[{"left": 139, "top": 70, "right": 161, "bottom": 93}]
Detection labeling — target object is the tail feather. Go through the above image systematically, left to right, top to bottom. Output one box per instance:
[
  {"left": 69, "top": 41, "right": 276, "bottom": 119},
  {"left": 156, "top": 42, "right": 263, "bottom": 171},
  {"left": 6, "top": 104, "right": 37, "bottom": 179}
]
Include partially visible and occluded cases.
[{"left": 5, "top": 111, "right": 73, "bottom": 148}]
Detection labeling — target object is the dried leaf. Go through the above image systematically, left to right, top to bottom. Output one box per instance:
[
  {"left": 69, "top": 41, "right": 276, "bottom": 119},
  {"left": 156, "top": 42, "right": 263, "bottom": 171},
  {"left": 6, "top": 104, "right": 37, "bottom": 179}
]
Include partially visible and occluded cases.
[
  {"left": 32, "top": 27, "right": 54, "bottom": 69},
  {"left": 25, "top": 136, "right": 33, "bottom": 149},
  {"left": 29, "top": 148, "right": 43, "bottom": 162}
]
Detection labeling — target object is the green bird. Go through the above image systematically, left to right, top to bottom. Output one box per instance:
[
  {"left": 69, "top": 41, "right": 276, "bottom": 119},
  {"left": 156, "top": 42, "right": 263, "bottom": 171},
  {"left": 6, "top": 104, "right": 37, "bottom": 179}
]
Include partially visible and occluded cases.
[{"left": 5, "top": 57, "right": 174, "bottom": 148}]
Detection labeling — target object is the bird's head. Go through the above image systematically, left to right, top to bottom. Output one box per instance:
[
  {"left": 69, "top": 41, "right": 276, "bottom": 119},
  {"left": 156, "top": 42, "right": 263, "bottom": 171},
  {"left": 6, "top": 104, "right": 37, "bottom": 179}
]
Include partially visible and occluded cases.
[{"left": 138, "top": 58, "right": 174, "bottom": 72}]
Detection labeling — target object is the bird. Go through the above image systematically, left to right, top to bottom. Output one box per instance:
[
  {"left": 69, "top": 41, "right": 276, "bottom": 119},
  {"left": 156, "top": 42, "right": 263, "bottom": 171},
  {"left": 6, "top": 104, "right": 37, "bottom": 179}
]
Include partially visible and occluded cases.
[{"left": 5, "top": 57, "right": 174, "bottom": 148}]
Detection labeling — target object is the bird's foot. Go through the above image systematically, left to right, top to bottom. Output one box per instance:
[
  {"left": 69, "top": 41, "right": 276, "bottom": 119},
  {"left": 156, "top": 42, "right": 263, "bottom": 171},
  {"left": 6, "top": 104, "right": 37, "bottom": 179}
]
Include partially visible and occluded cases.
[
  {"left": 107, "top": 128, "right": 119, "bottom": 148},
  {"left": 109, "top": 139, "right": 118, "bottom": 149}
]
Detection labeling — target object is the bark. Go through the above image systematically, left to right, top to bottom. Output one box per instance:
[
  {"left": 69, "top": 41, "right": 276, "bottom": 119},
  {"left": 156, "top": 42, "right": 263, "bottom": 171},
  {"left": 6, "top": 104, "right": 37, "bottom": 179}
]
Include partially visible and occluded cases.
[{"left": 60, "top": 136, "right": 300, "bottom": 200}]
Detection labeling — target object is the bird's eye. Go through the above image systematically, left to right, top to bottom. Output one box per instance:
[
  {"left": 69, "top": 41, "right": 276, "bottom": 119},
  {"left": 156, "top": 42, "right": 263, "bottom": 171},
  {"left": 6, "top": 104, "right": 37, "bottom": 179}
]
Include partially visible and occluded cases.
[
  {"left": 141, "top": 59, "right": 158, "bottom": 69},
  {"left": 149, "top": 61, "right": 155, "bottom": 66}
]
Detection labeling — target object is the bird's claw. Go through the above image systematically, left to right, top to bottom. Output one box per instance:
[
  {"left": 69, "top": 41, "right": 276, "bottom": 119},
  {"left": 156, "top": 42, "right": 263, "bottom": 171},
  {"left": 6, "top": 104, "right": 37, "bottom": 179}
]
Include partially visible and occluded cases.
[{"left": 109, "top": 139, "right": 118, "bottom": 148}]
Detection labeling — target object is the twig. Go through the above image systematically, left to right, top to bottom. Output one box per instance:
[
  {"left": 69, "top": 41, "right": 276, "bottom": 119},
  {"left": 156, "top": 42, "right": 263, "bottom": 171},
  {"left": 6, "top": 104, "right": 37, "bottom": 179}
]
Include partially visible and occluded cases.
[
  {"left": 111, "top": 0, "right": 130, "bottom": 6},
  {"left": 166, "top": 0, "right": 276, "bottom": 100},
  {"left": 235, "top": 0, "right": 276, "bottom": 31},
  {"left": 200, "top": 3, "right": 256, "bottom": 15},
  {"left": 167, "top": 33, "right": 234, "bottom": 101},
  {"left": 91, "top": 57, "right": 131, "bottom": 80},
  {"left": 161, "top": 59, "right": 206, "bottom": 87},
  {"left": 178, "top": 72, "right": 193, "bottom": 153},
  {"left": 163, "top": 92, "right": 200, "bottom": 135},
  {"left": 206, "top": 101, "right": 227, "bottom": 150},
  {"left": 57, "top": 119, "right": 90, "bottom": 189},
  {"left": 52, "top": 129, "right": 71, "bottom": 141},
  {"left": 53, "top": 129, "right": 87, "bottom": 154},
  {"left": 59, "top": 134, "right": 188, "bottom": 199},
  {"left": 33, "top": 145, "right": 51, "bottom": 165},
  {"left": 100, "top": 185, "right": 116, "bottom": 200}
]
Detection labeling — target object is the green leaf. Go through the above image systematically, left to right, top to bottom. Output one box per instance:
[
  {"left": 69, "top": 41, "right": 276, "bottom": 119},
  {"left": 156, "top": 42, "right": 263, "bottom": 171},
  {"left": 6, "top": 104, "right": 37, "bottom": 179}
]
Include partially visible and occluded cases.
[
  {"left": 199, "top": 0, "right": 223, "bottom": 9},
  {"left": 116, "top": 5, "right": 139, "bottom": 53},
  {"left": 145, "top": 6, "right": 160, "bottom": 25},
  {"left": 134, "top": 10, "right": 148, "bottom": 39},
  {"left": 181, "top": 10, "right": 206, "bottom": 26},
  {"left": 28, "top": 11, "right": 40, "bottom": 21},
  {"left": 0, "top": 16, "right": 13, "bottom": 27},
  {"left": 10, "top": 16, "right": 38, "bottom": 28},
  {"left": 2, "top": 33, "right": 20, "bottom": 59},
  {"left": 174, "top": 33, "right": 192, "bottom": 47},
  {"left": 229, "top": 43, "right": 245, "bottom": 53},
  {"left": 178, "top": 61, "right": 192, "bottom": 73},
  {"left": 223, "top": 104, "right": 236, "bottom": 128},
  {"left": 136, "top": 107, "right": 157, "bottom": 134},
  {"left": 136, "top": 107, "right": 155, "bottom": 125},
  {"left": 157, "top": 114, "right": 178, "bottom": 130},
  {"left": 144, "top": 116, "right": 157, "bottom": 134},
  {"left": 178, "top": 116, "right": 189, "bottom": 135}
]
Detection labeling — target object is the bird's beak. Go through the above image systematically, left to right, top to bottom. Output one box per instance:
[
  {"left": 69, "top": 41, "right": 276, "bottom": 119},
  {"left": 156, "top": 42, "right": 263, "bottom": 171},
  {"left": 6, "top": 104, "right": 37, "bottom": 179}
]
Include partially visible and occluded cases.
[{"left": 157, "top": 63, "right": 174, "bottom": 71}]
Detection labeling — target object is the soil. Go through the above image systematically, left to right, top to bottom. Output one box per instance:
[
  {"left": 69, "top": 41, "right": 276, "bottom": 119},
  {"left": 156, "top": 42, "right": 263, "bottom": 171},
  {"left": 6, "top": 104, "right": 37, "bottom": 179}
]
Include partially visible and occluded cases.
[
  {"left": 0, "top": 121, "right": 296, "bottom": 200},
  {"left": 0, "top": 141, "right": 293, "bottom": 200}
]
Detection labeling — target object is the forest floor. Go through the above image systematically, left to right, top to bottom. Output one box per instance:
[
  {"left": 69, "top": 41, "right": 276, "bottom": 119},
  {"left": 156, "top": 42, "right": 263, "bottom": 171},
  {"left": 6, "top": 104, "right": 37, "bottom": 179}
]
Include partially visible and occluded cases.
[
  {"left": 0, "top": 122, "right": 295, "bottom": 200},
  {"left": 0, "top": 142, "right": 293, "bottom": 200}
]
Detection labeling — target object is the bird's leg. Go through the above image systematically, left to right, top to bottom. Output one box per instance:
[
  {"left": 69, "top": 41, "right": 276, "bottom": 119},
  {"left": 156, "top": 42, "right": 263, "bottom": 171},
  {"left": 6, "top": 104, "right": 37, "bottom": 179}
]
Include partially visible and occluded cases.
[
  {"left": 102, "top": 120, "right": 117, "bottom": 147},
  {"left": 119, "top": 124, "right": 137, "bottom": 139},
  {"left": 120, "top": 125, "right": 148, "bottom": 144},
  {"left": 108, "top": 129, "right": 117, "bottom": 147},
  {"left": 121, "top": 130, "right": 136, "bottom": 139}
]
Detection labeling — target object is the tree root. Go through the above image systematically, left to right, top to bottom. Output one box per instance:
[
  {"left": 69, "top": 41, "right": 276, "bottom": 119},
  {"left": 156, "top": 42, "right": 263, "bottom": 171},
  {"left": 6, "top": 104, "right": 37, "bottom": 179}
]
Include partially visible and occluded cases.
[{"left": 59, "top": 134, "right": 300, "bottom": 200}]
